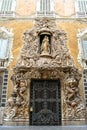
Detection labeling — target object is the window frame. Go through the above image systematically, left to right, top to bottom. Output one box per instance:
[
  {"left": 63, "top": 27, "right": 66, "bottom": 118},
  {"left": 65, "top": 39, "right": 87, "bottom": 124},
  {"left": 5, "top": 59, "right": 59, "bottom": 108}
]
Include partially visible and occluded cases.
[
  {"left": 0, "top": 0, "right": 16, "bottom": 17},
  {"left": 36, "top": 0, "right": 55, "bottom": 17},
  {"left": 75, "top": 0, "right": 87, "bottom": 17},
  {"left": 0, "top": 27, "right": 13, "bottom": 67},
  {"left": 77, "top": 29, "right": 87, "bottom": 68},
  {"left": 82, "top": 37, "right": 87, "bottom": 60},
  {"left": 0, "top": 38, "right": 9, "bottom": 59},
  {"left": 0, "top": 70, "right": 8, "bottom": 107},
  {"left": 82, "top": 70, "right": 87, "bottom": 108}
]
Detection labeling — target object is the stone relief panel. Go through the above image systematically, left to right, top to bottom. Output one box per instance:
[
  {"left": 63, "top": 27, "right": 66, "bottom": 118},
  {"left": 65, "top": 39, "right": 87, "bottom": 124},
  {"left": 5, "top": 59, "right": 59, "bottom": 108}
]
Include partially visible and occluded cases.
[
  {"left": 3, "top": 18, "right": 86, "bottom": 122},
  {"left": 63, "top": 67, "right": 85, "bottom": 120},
  {"left": 4, "top": 78, "right": 29, "bottom": 119}
]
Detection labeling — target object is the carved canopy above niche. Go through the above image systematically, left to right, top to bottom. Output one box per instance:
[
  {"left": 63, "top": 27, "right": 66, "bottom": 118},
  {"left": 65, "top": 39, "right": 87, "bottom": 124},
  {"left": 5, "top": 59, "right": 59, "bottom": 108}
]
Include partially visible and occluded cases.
[
  {"left": 3, "top": 18, "right": 85, "bottom": 123},
  {"left": 15, "top": 18, "right": 74, "bottom": 71}
]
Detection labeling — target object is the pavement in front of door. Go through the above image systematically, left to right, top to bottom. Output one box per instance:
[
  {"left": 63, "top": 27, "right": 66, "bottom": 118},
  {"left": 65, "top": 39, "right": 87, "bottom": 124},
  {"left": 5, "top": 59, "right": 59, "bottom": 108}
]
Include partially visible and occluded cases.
[{"left": 0, "top": 126, "right": 87, "bottom": 130}]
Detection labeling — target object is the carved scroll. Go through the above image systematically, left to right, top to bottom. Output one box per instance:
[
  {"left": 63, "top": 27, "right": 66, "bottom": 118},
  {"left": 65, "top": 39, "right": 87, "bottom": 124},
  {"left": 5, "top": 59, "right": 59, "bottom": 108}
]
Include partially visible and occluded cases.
[{"left": 3, "top": 18, "right": 86, "bottom": 122}]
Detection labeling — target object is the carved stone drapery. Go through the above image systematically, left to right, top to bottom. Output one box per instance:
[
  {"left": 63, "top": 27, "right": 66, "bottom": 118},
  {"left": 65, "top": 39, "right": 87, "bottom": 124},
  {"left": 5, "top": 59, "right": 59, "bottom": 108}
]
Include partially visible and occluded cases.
[{"left": 4, "top": 18, "right": 85, "bottom": 122}]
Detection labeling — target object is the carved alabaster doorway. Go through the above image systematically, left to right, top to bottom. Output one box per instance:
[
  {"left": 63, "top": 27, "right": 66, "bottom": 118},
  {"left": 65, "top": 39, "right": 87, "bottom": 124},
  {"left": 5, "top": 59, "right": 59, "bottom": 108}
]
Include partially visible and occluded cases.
[{"left": 3, "top": 19, "right": 85, "bottom": 125}]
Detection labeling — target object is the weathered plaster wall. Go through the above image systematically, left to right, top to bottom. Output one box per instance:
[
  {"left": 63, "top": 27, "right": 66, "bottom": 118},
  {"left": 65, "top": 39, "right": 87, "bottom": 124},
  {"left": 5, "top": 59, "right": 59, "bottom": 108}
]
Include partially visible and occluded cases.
[
  {"left": 15, "top": 0, "right": 75, "bottom": 17},
  {"left": 16, "top": 0, "right": 35, "bottom": 17},
  {"left": 55, "top": 0, "right": 75, "bottom": 17},
  {"left": 0, "top": 20, "right": 86, "bottom": 99},
  {"left": 0, "top": 20, "right": 34, "bottom": 98},
  {"left": 0, "top": 21, "right": 34, "bottom": 68},
  {"left": 58, "top": 22, "right": 87, "bottom": 69}
]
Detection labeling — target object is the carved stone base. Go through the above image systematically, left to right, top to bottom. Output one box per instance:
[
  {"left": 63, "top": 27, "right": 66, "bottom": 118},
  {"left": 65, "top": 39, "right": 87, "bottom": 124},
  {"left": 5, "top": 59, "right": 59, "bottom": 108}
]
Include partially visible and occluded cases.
[
  {"left": 40, "top": 53, "right": 52, "bottom": 58},
  {"left": 3, "top": 119, "right": 29, "bottom": 126},
  {"left": 62, "top": 120, "right": 86, "bottom": 126}
]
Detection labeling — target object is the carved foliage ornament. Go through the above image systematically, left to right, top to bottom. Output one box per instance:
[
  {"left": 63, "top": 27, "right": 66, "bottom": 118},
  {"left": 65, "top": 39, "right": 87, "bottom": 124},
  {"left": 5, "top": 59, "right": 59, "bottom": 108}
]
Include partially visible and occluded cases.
[
  {"left": 4, "top": 19, "right": 86, "bottom": 121},
  {"left": 16, "top": 19, "right": 73, "bottom": 69}
]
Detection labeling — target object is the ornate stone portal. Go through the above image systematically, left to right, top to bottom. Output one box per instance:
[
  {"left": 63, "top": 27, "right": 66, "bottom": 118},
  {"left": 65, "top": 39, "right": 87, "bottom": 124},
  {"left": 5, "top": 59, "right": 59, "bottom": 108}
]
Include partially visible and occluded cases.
[{"left": 3, "top": 19, "right": 85, "bottom": 125}]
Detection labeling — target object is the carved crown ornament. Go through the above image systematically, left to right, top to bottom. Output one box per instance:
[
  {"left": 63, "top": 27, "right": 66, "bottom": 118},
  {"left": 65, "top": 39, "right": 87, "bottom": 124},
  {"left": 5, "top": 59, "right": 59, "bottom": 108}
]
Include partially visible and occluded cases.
[{"left": 3, "top": 18, "right": 86, "bottom": 122}]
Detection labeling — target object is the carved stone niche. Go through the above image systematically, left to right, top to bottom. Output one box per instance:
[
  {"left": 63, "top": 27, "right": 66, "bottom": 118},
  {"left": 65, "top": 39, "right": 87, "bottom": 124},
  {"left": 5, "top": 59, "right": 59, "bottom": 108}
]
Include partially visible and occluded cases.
[
  {"left": 3, "top": 18, "right": 86, "bottom": 125},
  {"left": 39, "top": 31, "right": 52, "bottom": 56}
]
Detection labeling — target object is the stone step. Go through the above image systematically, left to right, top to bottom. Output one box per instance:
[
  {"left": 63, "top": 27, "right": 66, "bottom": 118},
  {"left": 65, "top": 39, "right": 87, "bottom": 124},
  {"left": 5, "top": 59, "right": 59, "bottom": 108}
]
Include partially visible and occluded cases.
[{"left": 0, "top": 126, "right": 87, "bottom": 130}]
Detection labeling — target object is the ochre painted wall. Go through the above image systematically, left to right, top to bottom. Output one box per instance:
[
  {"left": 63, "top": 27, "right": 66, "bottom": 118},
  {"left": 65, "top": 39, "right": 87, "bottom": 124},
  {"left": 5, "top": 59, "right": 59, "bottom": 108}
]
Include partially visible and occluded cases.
[
  {"left": 0, "top": 20, "right": 86, "bottom": 98},
  {"left": 0, "top": 20, "right": 34, "bottom": 98},
  {"left": 0, "top": 21, "right": 34, "bottom": 68},
  {"left": 58, "top": 22, "right": 87, "bottom": 70}
]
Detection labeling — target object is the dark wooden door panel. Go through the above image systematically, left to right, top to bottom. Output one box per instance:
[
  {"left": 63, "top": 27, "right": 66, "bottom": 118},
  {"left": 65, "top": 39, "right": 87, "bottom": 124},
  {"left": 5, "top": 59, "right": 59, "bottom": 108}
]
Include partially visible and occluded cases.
[{"left": 30, "top": 80, "right": 61, "bottom": 125}]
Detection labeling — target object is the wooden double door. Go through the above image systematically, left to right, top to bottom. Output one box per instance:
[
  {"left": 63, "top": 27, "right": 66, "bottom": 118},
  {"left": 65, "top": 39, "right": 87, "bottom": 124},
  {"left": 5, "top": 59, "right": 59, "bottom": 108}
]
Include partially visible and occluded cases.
[{"left": 30, "top": 79, "right": 61, "bottom": 125}]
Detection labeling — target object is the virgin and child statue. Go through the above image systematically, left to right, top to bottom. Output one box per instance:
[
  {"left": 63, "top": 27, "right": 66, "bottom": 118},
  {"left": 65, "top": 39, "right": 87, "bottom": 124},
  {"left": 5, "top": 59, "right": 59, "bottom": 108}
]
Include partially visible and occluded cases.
[{"left": 40, "top": 36, "right": 50, "bottom": 55}]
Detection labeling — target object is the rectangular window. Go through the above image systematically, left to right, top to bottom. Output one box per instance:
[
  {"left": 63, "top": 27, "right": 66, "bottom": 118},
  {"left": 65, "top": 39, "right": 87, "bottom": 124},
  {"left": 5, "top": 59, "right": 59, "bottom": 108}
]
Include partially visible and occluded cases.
[
  {"left": 0, "top": 0, "right": 16, "bottom": 17},
  {"left": 36, "top": 0, "right": 55, "bottom": 17},
  {"left": 75, "top": 0, "right": 87, "bottom": 17},
  {"left": 0, "top": 39, "right": 8, "bottom": 59},
  {"left": 82, "top": 39, "right": 87, "bottom": 60},
  {"left": 1, "top": 70, "right": 8, "bottom": 107},
  {"left": 83, "top": 71, "right": 87, "bottom": 107},
  {"left": 4, "top": 75, "right": 8, "bottom": 77},
  {"left": 0, "top": 76, "right": 3, "bottom": 106},
  {"left": 84, "top": 79, "right": 86, "bottom": 82},
  {"left": 3, "top": 83, "right": 7, "bottom": 85},
  {"left": 84, "top": 83, "right": 87, "bottom": 86},
  {"left": 3, "top": 87, "right": 7, "bottom": 89},
  {"left": 2, "top": 90, "right": 6, "bottom": 93},
  {"left": 2, "top": 95, "right": 6, "bottom": 98},
  {"left": 2, "top": 99, "right": 6, "bottom": 102},
  {"left": 1, "top": 103, "right": 5, "bottom": 107}
]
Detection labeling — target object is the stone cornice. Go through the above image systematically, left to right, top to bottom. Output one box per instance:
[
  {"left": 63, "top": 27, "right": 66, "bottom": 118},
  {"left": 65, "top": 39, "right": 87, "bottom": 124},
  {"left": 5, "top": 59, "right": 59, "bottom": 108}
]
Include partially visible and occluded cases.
[{"left": 0, "top": 16, "right": 87, "bottom": 23}]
